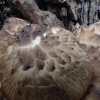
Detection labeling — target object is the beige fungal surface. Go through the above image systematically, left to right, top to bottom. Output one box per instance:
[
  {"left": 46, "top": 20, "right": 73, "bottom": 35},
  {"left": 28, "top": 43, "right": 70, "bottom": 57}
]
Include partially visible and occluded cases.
[
  {"left": 0, "top": 17, "right": 29, "bottom": 100},
  {"left": 0, "top": 18, "right": 93, "bottom": 100},
  {"left": 73, "top": 22, "right": 100, "bottom": 100}
]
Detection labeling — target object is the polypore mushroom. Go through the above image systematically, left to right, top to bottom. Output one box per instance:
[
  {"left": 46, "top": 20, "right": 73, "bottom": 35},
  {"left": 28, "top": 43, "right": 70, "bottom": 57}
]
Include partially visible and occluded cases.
[
  {"left": 0, "top": 17, "right": 93, "bottom": 100},
  {"left": 0, "top": 17, "right": 29, "bottom": 100},
  {"left": 0, "top": 17, "right": 29, "bottom": 75},
  {"left": 73, "top": 22, "right": 100, "bottom": 100},
  {"left": 0, "top": 76, "right": 5, "bottom": 100}
]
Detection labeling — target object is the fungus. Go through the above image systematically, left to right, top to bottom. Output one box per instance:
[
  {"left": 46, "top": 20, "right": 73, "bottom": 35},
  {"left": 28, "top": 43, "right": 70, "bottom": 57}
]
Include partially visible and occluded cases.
[
  {"left": 0, "top": 17, "right": 93, "bottom": 100},
  {"left": 0, "top": 17, "right": 29, "bottom": 100},
  {"left": 73, "top": 22, "right": 100, "bottom": 100}
]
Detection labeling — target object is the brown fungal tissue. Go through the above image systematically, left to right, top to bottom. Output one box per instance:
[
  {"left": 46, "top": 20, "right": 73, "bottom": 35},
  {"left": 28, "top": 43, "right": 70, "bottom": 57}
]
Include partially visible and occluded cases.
[
  {"left": 0, "top": 17, "right": 93, "bottom": 100},
  {"left": 0, "top": 17, "right": 29, "bottom": 100},
  {"left": 73, "top": 22, "right": 100, "bottom": 100}
]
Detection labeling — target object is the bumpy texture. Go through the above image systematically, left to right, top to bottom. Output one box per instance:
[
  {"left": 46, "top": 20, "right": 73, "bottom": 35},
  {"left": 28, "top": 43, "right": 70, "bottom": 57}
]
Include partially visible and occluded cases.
[
  {"left": 13, "top": 0, "right": 64, "bottom": 27},
  {"left": 0, "top": 17, "right": 93, "bottom": 100},
  {"left": 0, "top": 17, "right": 29, "bottom": 100},
  {"left": 73, "top": 22, "right": 100, "bottom": 100}
]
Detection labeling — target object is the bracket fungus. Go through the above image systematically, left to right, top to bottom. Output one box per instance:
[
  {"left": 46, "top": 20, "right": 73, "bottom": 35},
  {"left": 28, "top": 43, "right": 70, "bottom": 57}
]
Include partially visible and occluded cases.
[
  {"left": 0, "top": 17, "right": 93, "bottom": 100},
  {"left": 73, "top": 22, "right": 100, "bottom": 100}
]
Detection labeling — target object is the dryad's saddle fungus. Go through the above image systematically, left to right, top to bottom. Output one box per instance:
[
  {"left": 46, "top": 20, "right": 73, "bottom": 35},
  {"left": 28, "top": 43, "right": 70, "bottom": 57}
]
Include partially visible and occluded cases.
[
  {"left": 0, "top": 17, "right": 93, "bottom": 100},
  {"left": 0, "top": 17, "right": 29, "bottom": 100},
  {"left": 73, "top": 22, "right": 100, "bottom": 100}
]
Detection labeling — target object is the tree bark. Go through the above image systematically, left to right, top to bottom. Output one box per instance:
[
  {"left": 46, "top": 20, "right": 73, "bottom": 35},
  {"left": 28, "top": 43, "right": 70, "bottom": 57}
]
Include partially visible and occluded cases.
[
  {"left": 12, "top": 0, "right": 64, "bottom": 27},
  {"left": 44, "top": 0, "right": 100, "bottom": 31}
]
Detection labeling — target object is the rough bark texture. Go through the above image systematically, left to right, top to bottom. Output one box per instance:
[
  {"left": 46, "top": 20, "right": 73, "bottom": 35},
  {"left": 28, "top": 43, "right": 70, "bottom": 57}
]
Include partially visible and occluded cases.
[
  {"left": 0, "top": 0, "right": 100, "bottom": 31},
  {"left": 12, "top": 0, "right": 64, "bottom": 27},
  {"left": 43, "top": 0, "right": 100, "bottom": 31}
]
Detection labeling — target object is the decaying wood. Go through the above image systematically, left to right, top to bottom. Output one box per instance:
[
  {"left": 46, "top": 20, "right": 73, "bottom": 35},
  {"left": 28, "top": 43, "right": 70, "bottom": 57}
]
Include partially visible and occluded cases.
[
  {"left": 0, "top": 0, "right": 100, "bottom": 31},
  {"left": 12, "top": 0, "right": 64, "bottom": 27},
  {"left": 44, "top": 0, "right": 100, "bottom": 31},
  {"left": 0, "top": 11, "right": 7, "bottom": 24}
]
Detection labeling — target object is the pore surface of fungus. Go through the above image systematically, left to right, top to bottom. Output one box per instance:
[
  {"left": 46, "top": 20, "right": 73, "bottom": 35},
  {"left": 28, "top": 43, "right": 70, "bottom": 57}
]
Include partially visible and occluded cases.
[
  {"left": 0, "top": 17, "right": 93, "bottom": 100},
  {"left": 73, "top": 22, "right": 100, "bottom": 100}
]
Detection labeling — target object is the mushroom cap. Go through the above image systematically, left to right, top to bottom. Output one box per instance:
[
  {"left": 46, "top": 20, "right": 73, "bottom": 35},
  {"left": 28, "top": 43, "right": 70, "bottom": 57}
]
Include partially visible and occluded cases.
[
  {"left": 0, "top": 17, "right": 29, "bottom": 100},
  {"left": 0, "top": 18, "right": 93, "bottom": 100},
  {"left": 73, "top": 22, "right": 100, "bottom": 100}
]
